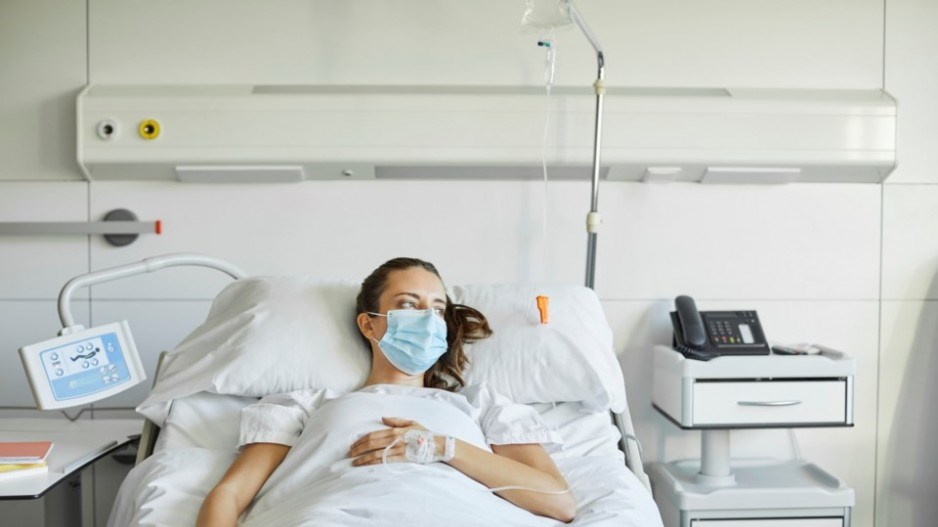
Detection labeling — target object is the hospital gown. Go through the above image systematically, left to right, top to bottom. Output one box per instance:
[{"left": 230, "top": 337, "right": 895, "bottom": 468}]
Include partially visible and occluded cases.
[{"left": 237, "top": 383, "right": 564, "bottom": 526}]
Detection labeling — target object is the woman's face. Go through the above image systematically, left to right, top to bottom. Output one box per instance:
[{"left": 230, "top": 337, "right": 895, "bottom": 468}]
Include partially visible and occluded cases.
[{"left": 365, "top": 266, "right": 447, "bottom": 342}]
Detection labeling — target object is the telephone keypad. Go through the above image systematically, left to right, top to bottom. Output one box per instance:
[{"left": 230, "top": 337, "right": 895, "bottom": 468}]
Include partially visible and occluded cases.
[
  {"left": 702, "top": 312, "right": 764, "bottom": 348},
  {"left": 708, "top": 319, "right": 738, "bottom": 344}
]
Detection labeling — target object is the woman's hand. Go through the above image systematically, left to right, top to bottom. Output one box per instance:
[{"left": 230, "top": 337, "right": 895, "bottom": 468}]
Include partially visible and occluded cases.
[{"left": 348, "top": 417, "right": 439, "bottom": 466}]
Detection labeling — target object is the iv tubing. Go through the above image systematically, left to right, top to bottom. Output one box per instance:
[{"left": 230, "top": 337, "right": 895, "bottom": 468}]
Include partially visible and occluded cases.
[{"left": 540, "top": 35, "right": 556, "bottom": 274}]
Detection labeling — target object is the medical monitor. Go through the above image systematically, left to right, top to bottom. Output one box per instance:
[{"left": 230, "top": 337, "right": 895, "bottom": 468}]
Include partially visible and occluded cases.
[{"left": 19, "top": 321, "right": 146, "bottom": 410}]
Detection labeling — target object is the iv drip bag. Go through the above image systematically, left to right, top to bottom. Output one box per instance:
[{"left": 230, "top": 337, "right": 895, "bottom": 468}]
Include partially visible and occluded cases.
[{"left": 521, "top": 0, "right": 574, "bottom": 31}]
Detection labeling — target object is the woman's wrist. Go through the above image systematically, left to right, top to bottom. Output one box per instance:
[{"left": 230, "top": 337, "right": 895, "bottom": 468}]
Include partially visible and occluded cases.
[{"left": 435, "top": 435, "right": 457, "bottom": 463}]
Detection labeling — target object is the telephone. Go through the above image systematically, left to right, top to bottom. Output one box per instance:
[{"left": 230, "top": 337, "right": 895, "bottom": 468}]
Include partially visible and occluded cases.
[{"left": 670, "top": 295, "right": 769, "bottom": 360}]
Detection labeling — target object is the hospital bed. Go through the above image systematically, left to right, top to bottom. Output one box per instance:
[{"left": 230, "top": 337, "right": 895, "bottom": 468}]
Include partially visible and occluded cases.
[{"left": 108, "top": 276, "right": 662, "bottom": 526}]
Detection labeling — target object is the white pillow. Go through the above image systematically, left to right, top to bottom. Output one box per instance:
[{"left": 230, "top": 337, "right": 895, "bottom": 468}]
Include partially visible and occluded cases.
[
  {"left": 137, "top": 277, "right": 369, "bottom": 425},
  {"left": 137, "top": 277, "right": 626, "bottom": 426},
  {"left": 451, "top": 284, "right": 626, "bottom": 413},
  {"left": 154, "top": 392, "right": 257, "bottom": 452}
]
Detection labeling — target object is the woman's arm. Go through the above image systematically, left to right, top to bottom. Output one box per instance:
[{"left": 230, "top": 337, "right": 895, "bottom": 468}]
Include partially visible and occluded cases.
[
  {"left": 349, "top": 418, "right": 576, "bottom": 522},
  {"left": 447, "top": 440, "right": 576, "bottom": 523},
  {"left": 196, "top": 443, "right": 290, "bottom": 527}
]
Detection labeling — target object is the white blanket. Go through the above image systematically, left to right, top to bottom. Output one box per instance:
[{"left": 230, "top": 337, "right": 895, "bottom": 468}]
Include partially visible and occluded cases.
[
  {"left": 111, "top": 392, "right": 662, "bottom": 526},
  {"left": 111, "top": 449, "right": 660, "bottom": 527}
]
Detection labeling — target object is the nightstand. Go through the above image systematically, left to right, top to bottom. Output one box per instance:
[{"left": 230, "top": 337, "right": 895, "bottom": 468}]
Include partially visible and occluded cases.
[
  {"left": 648, "top": 346, "right": 856, "bottom": 527},
  {"left": 0, "top": 419, "right": 141, "bottom": 527}
]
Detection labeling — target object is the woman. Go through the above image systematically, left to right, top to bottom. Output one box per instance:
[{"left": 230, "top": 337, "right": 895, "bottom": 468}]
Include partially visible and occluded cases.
[{"left": 197, "top": 258, "right": 576, "bottom": 526}]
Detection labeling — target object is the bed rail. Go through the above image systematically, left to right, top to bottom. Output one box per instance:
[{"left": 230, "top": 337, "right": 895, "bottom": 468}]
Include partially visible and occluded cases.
[
  {"left": 135, "top": 351, "right": 167, "bottom": 466},
  {"left": 613, "top": 406, "right": 652, "bottom": 491}
]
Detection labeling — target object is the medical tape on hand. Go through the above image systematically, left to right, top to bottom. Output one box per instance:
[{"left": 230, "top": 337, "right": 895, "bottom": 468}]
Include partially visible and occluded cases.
[
  {"left": 403, "top": 429, "right": 454, "bottom": 464},
  {"left": 381, "top": 430, "right": 455, "bottom": 473}
]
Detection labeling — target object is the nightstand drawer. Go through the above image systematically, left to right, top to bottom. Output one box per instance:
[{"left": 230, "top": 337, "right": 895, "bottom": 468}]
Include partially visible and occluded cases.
[{"left": 692, "top": 380, "right": 846, "bottom": 426}]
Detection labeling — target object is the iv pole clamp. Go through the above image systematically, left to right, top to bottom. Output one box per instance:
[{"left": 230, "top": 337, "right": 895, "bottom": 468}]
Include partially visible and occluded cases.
[{"left": 568, "top": 1, "right": 606, "bottom": 290}]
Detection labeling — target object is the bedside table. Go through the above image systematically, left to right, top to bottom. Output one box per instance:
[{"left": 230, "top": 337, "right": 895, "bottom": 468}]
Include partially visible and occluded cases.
[
  {"left": 648, "top": 346, "right": 856, "bottom": 527},
  {"left": 0, "top": 419, "right": 141, "bottom": 527}
]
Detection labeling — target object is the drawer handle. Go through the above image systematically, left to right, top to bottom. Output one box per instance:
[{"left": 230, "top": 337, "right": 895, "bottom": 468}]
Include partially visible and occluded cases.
[{"left": 737, "top": 400, "right": 803, "bottom": 407}]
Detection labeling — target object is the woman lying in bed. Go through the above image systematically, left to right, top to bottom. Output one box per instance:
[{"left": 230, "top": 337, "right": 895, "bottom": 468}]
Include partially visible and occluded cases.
[{"left": 196, "top": 257, "right": 576, "bottom": 526}]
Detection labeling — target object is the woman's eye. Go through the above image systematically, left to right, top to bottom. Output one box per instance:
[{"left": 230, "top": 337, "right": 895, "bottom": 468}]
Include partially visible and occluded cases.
[
  {"left": 400, "top": 301, "right": 416, "bottom": 309},
  {"left": 433, "top": 307, "right": 445, "bottom": 316}
]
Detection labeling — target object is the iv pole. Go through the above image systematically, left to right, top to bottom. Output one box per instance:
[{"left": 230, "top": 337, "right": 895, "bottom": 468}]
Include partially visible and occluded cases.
[{"left": 568, "top": 2, "right": 606, "bottom": 290}]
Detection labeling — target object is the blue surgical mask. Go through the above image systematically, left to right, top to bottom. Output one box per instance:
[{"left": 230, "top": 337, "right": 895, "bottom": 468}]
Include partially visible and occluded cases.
[{"left": 369, "top": 309, "right": 448, "bottom": 375}]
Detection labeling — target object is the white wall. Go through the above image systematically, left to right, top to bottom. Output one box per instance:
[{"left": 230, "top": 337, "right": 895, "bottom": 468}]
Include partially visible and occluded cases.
[
  {"left": 877, "top": 0, "right": 938, "bottom": 524},
  {"left": 1, "top": 1, "right": 935, "bottom": 526}
]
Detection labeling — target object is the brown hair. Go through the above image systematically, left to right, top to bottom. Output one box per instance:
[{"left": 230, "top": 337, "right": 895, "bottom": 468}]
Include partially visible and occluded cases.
[{"left": 356, "top": 257, "right": 492, "bottom": 391}]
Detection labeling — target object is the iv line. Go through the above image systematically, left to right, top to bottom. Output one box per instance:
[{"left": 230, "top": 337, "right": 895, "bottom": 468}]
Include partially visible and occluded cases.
[
  {"left": 539, "top": 34, "right": 557, "bottom": 277},
  {"left": 379, "top": 433, "right": 572, "bottom": 495}
]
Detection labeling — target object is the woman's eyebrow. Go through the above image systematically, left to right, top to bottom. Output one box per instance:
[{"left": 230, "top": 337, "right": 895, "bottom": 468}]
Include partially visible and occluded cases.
[{"left": 393, "top": 292, "right": 446, "bottom": 303}]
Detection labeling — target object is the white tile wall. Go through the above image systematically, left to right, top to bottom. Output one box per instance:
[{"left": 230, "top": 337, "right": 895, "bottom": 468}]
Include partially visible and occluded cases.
[
  {"left": 0, "top": 0, "right": 85, "bottom": 181},
  {"left": 88, "top": 0, "right": 882, "bottom": 89},
  {"left": 874, "top": 0, "right": 938, "bottom": 522},
  {"left": 883, "top": 0, "right": 938, "bottom": 184},
  {"left": 88, "top": 180, "right": 583, "bottom": 298},
  {"left": 88, "top": 181, "right": 883, "bottom": 303},
  {"left": 0, "top": 182, "right": 90, "bottom": 299},
  {"left": 596, "top": 183, "right": 882, "bottom": 301},
  {"left": 882, "top": 185, "right": 938, "bottom": 300},
  {"left": 0, "top": 301, "right": 90, "bottom": 411},
  {"left": 876, "top": 301, "right": 938, "bottom": 527}
]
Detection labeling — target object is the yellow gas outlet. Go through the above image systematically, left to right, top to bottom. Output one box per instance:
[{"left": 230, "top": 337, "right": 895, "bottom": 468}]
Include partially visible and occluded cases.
[{"left": 139, "top": 119, "right": 161, "bottom": 140}]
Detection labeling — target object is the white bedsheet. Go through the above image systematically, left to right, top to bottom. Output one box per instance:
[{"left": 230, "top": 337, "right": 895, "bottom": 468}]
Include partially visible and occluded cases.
[
  {"left": 113, "top": 392, "right": 661, "bottom": 526},
  {"left": 110, "top": 448, "right": 660, "bottom": 527}
]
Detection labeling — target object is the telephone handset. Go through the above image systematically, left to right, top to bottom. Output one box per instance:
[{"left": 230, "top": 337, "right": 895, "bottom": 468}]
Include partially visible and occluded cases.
[{"left": 670, "top": 295, "right": 769, "bottom": 360}]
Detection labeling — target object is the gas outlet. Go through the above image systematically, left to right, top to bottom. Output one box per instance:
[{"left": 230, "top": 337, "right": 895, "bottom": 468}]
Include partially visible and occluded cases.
[{"left": 139, "top": 119, "right": 161, "bottom": 140}]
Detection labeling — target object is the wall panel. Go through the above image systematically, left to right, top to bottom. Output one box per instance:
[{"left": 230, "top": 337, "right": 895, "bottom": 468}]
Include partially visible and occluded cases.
[
  {"left": 0, "top": 0, "right": 85, "bottom": 181},
  {"left": 89, "top": 0, "right": 882, "bottom": 89},
  {"left": 883, "top": 0, "right": 938, "bottom": 184},
  {"left": 89, "top": 180, "right": 580, "bottom": 298},
  {"left": 89, "top": 181, "right": 883, "bottom": 302},
  {"left": 0, "top": 182, "right": 89, "bottom": 299},
  {"left": 596, "top": 183, "right": 881, "bottom": 301},
  {"left": 882, "top": 185, "right": 938, "bottom": 300},
  {"left": 0, "top": 301, "right": 90, "bottom": 414},
  {"left": 876, "top": 301, "right": 938, "bottom": 527}
]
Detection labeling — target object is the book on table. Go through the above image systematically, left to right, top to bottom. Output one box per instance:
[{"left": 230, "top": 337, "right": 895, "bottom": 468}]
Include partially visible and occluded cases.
[
  {"left": 0, "top": 441, "right": 54, "bottom": 464},
  {"left": 0, "top": 461, "right": 48, "bottom": 480}
]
